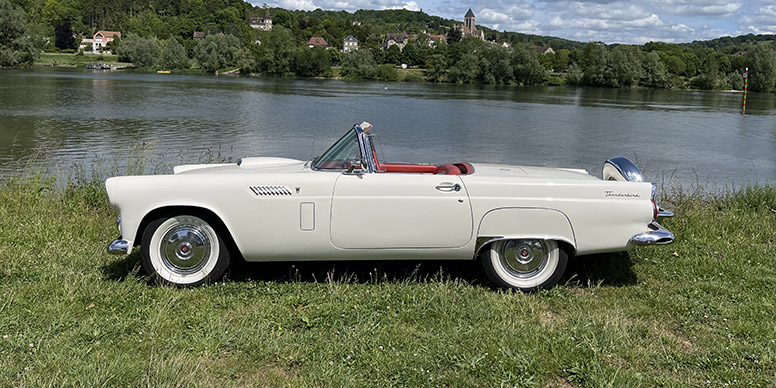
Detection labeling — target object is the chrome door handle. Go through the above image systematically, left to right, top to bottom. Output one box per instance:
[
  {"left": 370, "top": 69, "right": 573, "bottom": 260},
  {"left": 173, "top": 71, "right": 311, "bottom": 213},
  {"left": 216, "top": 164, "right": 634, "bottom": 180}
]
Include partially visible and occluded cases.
[{"left": 435, "top": 183, "right": 461, "bottom": 192}]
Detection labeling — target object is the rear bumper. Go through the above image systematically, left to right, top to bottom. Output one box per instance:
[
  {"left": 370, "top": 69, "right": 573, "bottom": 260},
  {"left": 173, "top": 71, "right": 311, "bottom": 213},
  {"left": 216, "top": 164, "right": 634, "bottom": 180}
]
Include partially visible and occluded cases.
[
  {"left": 630, "top": 222, "right": 675, "bottom": 246},
  {"left": 107, "top": 238, "right": 130, "bottom": 255}
]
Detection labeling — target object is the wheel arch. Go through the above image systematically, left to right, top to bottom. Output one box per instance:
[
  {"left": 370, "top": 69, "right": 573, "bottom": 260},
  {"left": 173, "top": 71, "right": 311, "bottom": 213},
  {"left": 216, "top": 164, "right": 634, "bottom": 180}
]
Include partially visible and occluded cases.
[
  {"left": 133, "top": 205, "right": 242, "bottom": 259},
  {"left": 474, "top": 207, "right": 577, "bottom": 258}
]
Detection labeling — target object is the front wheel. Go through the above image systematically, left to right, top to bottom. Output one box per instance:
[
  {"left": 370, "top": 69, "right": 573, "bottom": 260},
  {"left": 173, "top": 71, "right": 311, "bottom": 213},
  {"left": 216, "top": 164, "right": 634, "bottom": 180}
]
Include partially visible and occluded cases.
[
  {"left": 141, "top": 214, "right": 231, "bottom": 287},
  {"left": 480, "top": 239, "right": 568, "bottom": 291}
]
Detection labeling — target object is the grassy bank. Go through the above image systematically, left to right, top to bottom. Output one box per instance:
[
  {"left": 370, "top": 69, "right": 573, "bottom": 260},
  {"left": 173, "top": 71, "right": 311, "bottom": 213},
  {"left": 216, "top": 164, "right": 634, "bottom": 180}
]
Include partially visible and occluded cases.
[
  {"left": 36, "top": 53, "right": 131, "bottom": 67},
  {"left": 0, "top": 175, "right": 774, "bottom": 387}
]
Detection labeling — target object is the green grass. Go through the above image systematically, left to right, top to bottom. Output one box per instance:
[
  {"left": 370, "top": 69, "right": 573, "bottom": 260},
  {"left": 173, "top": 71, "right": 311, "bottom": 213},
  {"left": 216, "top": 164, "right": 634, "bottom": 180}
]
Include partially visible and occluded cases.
[
  {"left": 36, "top": 53, "right": 131, "bottom": 67},
  {"left": 0, "top": 174, "right": 775, "bottom": 387}
]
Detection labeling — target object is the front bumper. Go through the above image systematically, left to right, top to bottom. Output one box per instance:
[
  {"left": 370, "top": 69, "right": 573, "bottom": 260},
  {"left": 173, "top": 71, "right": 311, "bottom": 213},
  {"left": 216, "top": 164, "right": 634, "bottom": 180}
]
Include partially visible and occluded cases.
[
  {"left": 630, "top": 222, "right": 675, "bottom": 246},
  {"left": 107, "top": 239, "right": 130, "bottom": 255}
]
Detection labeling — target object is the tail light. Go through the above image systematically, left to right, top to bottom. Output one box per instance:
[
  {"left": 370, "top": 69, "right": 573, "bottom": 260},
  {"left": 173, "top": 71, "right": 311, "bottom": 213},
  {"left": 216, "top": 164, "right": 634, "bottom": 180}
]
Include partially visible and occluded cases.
[{"left": 651, "top": 183, "right": 658, "bottom": 221}]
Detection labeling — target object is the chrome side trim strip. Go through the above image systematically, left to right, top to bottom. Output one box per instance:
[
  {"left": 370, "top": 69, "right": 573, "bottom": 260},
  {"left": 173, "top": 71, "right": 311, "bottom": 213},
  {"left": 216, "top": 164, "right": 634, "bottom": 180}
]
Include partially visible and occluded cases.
[
  {"left": 630, "top": 222, "right": 675, "bottom": 246},
  {"left": 108, "top": 239, "right": 130, "bottom": 255}
]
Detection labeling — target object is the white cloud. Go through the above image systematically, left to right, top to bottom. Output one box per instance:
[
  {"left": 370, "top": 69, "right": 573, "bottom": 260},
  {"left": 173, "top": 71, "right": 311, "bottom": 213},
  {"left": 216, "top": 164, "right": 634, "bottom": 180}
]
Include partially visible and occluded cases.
[
  {"left": 261, "top": 0, "right": 776, "bottom": 44},
  {"left": 274, "top": 0, "right": 317, "bottom": 10},
  {"left": 756, "top": 5, "right": 776, "bottom": 17}
]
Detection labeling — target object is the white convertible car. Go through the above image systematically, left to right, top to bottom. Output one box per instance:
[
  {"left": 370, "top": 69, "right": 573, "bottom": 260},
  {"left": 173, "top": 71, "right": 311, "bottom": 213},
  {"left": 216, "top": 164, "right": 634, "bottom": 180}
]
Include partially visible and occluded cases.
[{"left": 106, "top": 122, "right": 674, "bottom": 290}]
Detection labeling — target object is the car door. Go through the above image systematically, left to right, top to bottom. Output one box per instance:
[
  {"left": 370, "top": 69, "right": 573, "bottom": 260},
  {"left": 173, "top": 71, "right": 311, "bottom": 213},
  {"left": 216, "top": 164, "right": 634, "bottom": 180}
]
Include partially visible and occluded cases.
[{"left": 330, "top": 173, "right": 473, "bottom": 249}]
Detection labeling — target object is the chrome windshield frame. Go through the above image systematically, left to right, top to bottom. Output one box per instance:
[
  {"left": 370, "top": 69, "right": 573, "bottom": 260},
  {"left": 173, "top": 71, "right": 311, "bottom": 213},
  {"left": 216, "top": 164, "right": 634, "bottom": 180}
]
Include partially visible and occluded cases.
[{"left": 310, "top": 123, "right": 377, "bottom": 173}]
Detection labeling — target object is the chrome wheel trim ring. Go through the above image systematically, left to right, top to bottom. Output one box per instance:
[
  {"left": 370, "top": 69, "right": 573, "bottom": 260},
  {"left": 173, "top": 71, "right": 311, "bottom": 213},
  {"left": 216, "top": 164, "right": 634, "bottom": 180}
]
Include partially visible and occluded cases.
[
  {"left": 149, "top": 216, "right": 220, "bottom": 285},
  {"left": 491, "top": 239, "right": 558, "bottom": 288},
  {"left": 499, "top": 239, "right": 548, "bottom": 278}
]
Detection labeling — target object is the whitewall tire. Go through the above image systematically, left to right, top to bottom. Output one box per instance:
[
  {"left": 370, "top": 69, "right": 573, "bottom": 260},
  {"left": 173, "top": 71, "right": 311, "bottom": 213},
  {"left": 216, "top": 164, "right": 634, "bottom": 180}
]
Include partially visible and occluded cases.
[
  {"left": 141, "top": 214, "right": 231, "bottom": 287},
  {"left": 481, "top": 239, "right": 568, "bottom": 291}
]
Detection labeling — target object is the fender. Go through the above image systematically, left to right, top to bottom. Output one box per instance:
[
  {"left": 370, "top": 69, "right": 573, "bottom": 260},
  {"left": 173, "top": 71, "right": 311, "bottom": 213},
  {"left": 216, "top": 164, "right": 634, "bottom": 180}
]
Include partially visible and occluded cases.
[{"left": 475, "top": 207, "right": 577, "bottom": 256}]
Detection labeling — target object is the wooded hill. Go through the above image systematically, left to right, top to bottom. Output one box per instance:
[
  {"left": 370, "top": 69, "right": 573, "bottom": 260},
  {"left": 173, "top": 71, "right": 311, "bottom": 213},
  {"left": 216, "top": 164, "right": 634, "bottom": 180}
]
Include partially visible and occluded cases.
[{"left": 2, "top": 0, "right": 775, "bottom": 91}]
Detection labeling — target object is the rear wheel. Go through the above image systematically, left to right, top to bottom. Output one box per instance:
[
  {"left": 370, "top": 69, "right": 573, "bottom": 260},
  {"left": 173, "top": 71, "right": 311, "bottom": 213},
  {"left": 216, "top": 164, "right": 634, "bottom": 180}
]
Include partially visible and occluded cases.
[
  {"left": 141, "top": 214, "right": 231, "bottom": 287},
  {"left": 480, "top": 239, "right": 568, "bottom": 291}
]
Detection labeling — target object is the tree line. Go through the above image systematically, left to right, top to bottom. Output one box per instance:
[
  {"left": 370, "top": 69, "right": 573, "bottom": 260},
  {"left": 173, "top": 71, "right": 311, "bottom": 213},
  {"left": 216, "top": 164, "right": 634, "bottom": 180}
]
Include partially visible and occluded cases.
[{"left": 2, "top": 0, "right": 775, "bottom": 92}]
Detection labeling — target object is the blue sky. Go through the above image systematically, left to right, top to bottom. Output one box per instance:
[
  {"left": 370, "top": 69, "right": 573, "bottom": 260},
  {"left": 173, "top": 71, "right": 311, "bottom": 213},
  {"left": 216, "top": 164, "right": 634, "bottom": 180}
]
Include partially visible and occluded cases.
[{"left": 256, "top": 0, "right": 776, "bottom": 44}]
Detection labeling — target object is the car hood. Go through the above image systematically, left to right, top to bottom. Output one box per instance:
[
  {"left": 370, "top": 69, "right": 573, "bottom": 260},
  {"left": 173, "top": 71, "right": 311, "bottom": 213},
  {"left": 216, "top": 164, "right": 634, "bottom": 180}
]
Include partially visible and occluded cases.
[
  {"left": 173, "top": 157, "right": 306, "bottom": 174},
  {"left": 470, "top": 163, "right": 598, "bottom": 181}
]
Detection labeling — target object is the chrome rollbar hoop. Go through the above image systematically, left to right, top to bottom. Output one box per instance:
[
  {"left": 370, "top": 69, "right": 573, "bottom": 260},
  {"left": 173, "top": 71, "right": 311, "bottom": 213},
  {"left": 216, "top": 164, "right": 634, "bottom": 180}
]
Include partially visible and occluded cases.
[{"left": 354, "top": 122, "right": 378, "bottom": 173}]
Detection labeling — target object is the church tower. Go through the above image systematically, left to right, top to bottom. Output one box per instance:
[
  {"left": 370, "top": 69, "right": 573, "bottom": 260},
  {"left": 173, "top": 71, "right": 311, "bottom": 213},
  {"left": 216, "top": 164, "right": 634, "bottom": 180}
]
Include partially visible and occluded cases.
[{"left": 464, "top": 8, "right": 475, "bottom": 33}]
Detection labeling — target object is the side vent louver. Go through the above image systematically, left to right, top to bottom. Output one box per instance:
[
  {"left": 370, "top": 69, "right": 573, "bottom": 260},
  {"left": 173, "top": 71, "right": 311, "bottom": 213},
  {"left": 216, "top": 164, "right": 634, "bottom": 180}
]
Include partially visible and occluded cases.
[{"left": 249, "top": 185, "right": 293, "bottom": 196}]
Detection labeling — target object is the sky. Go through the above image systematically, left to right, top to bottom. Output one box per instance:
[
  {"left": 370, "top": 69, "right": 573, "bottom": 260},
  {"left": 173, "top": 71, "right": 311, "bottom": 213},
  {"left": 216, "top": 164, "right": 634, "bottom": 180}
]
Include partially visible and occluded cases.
[{"left": 255, "top": 0, "right": 776, "bottom": 44}]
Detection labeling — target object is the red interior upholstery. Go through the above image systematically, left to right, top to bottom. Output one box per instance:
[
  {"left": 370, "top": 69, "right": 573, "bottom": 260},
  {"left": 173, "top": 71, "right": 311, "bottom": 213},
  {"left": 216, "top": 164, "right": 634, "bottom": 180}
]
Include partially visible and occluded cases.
[
  {"left": 380, "top": 163, "right": 440, "bottom": 173},
  {"left": 453, "top": 163, "right": 474, "bottom": 175},
  {"left": 436, "top": 164, "right": 461, "bottom": 175}
]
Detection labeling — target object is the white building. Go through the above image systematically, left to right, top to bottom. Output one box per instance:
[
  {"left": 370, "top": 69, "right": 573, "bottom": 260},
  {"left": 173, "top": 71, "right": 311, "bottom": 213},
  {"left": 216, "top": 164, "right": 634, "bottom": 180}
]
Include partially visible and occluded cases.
[
  {"left": 92, "top": 31, "right": 121, "bottom": 53},
  {"left": 343, "top": 35, "right": 358, "bottom": 52}
]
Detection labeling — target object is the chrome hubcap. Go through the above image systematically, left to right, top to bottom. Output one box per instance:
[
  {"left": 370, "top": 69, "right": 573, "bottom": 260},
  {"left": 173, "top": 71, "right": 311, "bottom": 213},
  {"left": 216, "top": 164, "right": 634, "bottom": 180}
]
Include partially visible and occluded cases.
[
  {"left": 160, "top": 222, "right": 211, "bottom": 274},
  {"left": 498, "top": 239, "right": 548, "bottom": 278}
]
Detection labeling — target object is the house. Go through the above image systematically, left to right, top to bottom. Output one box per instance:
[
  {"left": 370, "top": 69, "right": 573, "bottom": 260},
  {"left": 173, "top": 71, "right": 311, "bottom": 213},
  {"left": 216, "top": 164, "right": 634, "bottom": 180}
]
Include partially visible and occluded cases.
[
  {"left": 455, "top": 9, "right": 484, "bottom": 40},
  {"left": 249, "top": 10, "right": 273, "bottom": 31},
  {"left": 352, "top": 20, "right": 361, "bottom": 26},
  {"left": 92, "top": 31, "right": 121, "bottom": 53},
  {"left": 192, "top": 31, "right": 205, "bottom": 40},
  {"left": 383, "top": 33, "right": 409, "bottom": 50},
  {"left": 427, "top": 34, "right": 446, "bottom": 46},
  {"left": 343, "top": 35, "right": 358, "bottom": 52},
  {"left": 307, "top": 37, "right": 329, "bottom": 48},
  {"left": 79, "top": 38, "right": 94, "bottom": 52},
  {"left": 536, "top": 46, "right": 555, "bottom": 55}
]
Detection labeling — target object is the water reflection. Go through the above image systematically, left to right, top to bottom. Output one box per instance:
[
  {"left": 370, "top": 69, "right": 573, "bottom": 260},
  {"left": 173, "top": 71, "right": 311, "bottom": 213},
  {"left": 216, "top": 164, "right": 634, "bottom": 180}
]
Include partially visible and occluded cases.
[{"left": 0, "top": 67, "right": 774, "bottom": 187}]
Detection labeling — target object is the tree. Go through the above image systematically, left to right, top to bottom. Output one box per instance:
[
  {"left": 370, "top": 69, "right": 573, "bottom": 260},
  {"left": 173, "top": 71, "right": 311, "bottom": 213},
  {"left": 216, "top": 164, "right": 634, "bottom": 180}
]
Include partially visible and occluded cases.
[
  {"left": 0, "top": 0, "right": 39, "bottom": 67},
  {"left": 54, "top": 19, "right": 76, "bottom": 50},
  {"left": 255, "top": 27, "right": 295, "bottom": 74},
  {"left": 446, "top": 28, "right": 461, "bottom": 43},
  {"left": 118, "top": 34, "right": 161, "bottom": 68},
  {"left": 193, "top": 34, "right": 245, "bottom": 72},
  {"left": 160, "top": 38, "right": 190, "bottom": 70},
  {"left": 580, "top": 42, "right": 614, "bottom": 87},
  {"left": 402, "top": 43, "right": 421, "bottom": 66},
  {"left": 745, "top": 43, "right": 776, "bottom": 92},
  {"left": 384, "top": 44, "right": 402, "bottom": 64},
  {"left": 511, "top": 44, "right": 547, "bottom": 85},
  {"left": 478, "top": 45, "right": 513, "bottom": 84},
  {"left": 610, "top": 45, "right": 643, "bottom": 87},
  {"left": 294, "top": 46, "right": 331, "bottom": 77},
  {"left": 342, "top": 49, "right": 376, "bottom": 79},
  {"left": 554, "top": 49, "right": 570, "bottom": 73},
  {"left": 641, "top": 52, "right": 667, "bottom": 88},
  {"left": 424, "top": 53, "right": 446, "bottom": 82},
  {"left": 447, "top": 53, "right": 479, "bottom": 83},
  {"left": 374, "top": 63, "right": 398, "bottom": 81}
]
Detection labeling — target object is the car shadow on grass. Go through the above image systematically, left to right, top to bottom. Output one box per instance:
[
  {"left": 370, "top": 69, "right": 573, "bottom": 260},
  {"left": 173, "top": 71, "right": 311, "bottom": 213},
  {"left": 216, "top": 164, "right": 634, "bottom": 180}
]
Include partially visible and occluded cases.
[
  {"left": 102, "top": 250, "right": 143, "bottom": 281},
  {"left": 101, "top": 251, "right": 637, "bottom": 289},
  {"left": 562, "top": 251, "right": 638, "bottom": 288},
  {"left": 227, "top": 259, "right": 488, "bottom": 287}
]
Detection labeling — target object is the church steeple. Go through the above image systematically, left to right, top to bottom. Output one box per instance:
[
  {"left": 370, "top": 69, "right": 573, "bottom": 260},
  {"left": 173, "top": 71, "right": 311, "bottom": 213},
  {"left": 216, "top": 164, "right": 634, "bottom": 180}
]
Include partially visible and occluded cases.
[{"left": 464, "top": 9, "right": 475, "bottom": 31}]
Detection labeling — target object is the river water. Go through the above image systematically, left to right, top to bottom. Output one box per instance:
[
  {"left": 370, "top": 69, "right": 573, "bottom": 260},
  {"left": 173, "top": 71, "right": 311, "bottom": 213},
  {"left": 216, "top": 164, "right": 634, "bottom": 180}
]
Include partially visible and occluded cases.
[{"left": 1, "top": 67, "right": 775, "bottom": 188}]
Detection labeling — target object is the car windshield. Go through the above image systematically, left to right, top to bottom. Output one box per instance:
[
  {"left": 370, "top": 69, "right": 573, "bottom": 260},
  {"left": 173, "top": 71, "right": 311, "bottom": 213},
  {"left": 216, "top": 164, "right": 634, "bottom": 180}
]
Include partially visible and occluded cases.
[{"left": 312, "top": 129, "right": 362, "bottom": 170}]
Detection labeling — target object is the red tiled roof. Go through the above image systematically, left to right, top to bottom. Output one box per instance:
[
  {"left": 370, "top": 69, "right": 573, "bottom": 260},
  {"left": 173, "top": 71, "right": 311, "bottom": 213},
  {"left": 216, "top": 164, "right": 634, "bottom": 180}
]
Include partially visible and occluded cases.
[
  {"left": 94, "top": 31, "right": 121, "bottom": 39},
  {"left": 307, "top": 37, "right": 328, "bottom": 46}
]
